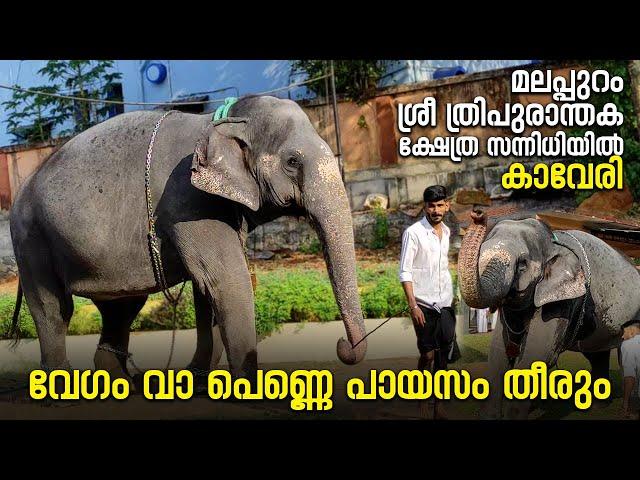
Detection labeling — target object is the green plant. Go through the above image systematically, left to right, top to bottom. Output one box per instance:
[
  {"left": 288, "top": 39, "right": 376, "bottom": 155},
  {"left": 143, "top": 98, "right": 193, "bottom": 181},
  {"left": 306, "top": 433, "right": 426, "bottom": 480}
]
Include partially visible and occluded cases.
[
  {"left": 2, "top": 60, "right": 122, "bottom": 144},
  {"left": 291, "top": 60, "right": 386, "bottom": 103},
  {"left": 572, "top": 60, "right": 640, "bottom": 202},
  {"left": 2, "top": 85, "right": 59, "bottom": 144},
  {"left": 370, "top": 206, "right": 389, "bottom": 249},
  {"left": 298, "top": 237, "right": 322, "bottom": 254},
  {"left": 0, "top": 263, "right": 437, "bottom": 341},
  {"left": 136, "top": 285, "right": 197, "bottom": 332}
]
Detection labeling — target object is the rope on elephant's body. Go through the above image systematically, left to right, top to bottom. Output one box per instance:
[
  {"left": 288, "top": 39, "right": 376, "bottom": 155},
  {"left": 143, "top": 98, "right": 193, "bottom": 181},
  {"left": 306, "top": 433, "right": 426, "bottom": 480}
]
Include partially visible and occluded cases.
[
  {"left": 142, "top": 108, "right": 188, "bottom": 372},
  {"left": 552, "top": 231, "right": 591, "bottom": 352},
  {"left": 163, "top": 300, "right": 183, "bottom": 371},
  {"left": 352, "top": 307, "right": 409, "bottom": 349},
  {"left": 500, "top": 308, "right": 526, "bottom": 336}
]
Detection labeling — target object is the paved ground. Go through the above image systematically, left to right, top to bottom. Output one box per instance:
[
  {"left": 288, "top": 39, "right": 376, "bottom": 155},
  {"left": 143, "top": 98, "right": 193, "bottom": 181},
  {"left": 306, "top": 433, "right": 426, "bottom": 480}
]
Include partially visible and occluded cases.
[
  {"left": 0, "top": 317, "right": 427, "bottom": 371},
  {"left": 0, "top": 318, "right": 632, "bottom": 421}
]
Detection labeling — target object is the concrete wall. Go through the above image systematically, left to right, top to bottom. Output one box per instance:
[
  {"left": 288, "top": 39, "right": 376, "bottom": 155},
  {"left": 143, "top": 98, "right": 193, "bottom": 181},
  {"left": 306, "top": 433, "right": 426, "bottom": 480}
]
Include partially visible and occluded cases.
[
  {"left": 0, "top": 141, "right": 61, "bottom": 209},
  {"left": 6, "top": 145, "right": 57, "bottom": 198},
  {"left": 0, "top": 210, "right": 17, "bottom": 281}
]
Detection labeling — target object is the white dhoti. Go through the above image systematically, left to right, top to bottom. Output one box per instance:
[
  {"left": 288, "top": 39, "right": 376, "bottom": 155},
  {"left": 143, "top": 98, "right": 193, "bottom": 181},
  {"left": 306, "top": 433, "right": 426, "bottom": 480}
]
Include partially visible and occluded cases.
[{"left": 475, "top": 308, "right": 488, "bottom": 333}]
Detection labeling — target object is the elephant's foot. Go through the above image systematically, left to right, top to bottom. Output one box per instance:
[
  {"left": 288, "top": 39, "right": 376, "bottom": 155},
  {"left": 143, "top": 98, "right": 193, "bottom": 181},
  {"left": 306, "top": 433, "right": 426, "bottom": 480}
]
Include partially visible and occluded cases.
[
  {"left": 94, "top": 346, "right": 136, "bottom": 393},
  {"left": 33, "top": 361, "right": 82, "bottom": 407},
  {"left": 185, "top": 363, "right": 211, "bottom": 394},
  {"left": 591, "top": 396, "right": 613, "bottom": 410},
  {"left": 418, "top": 399, "right": 449, "bottom": 420},
  {"left": 418, "top": 400, "right": 434, "bottom": 420},
  {"left": 503, "top": 400, "right": 532, "bottom": 420},
  {"left": 478, "top": 401, "right": 502, "bottom": 420}
]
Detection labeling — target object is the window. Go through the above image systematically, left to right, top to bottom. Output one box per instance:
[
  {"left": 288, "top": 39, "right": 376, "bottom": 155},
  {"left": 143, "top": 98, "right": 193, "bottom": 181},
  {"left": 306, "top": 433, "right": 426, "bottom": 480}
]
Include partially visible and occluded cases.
[{"left": 105, "top": 83, "right": 124, "bottom": 118}]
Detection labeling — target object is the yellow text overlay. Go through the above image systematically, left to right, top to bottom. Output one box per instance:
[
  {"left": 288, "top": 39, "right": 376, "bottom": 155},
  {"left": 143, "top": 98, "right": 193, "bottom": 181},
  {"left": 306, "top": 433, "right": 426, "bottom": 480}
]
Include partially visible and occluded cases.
[
  {"left": 501, "top": 156, "right": 622, "bottom": 190},
  {"left": 503, "top": 361, "right": 611, "bottom": 409},
  {"left": 346, "top": 369, "right": 490, "bottom": 400}
]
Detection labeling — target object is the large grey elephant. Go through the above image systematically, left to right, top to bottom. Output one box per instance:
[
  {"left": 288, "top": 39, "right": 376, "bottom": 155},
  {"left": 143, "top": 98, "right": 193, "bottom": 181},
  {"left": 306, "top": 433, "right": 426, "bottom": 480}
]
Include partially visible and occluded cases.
[
  {"left": 9, "top": 95, "right": 367, "bottom": 381},
  {"left": 458, "top": 211, "right": 640, "bottom": 419}
]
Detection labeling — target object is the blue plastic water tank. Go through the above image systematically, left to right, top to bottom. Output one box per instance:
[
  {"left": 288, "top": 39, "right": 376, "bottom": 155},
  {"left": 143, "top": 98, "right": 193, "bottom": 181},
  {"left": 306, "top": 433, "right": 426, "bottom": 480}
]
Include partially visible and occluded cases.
[
  {"left": 145, "top": 62, "right": 167, "bottom": 84},
  {"left": 433, "top": 66, "right": 466, "bottom": 79}
]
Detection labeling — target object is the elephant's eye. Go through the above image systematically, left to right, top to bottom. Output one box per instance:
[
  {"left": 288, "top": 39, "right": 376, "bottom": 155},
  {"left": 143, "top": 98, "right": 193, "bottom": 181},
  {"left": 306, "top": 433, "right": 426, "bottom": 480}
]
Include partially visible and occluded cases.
[
  {"left": 287, "top": 156, "right": 301, "bottom": 168},
  {"left": 517, "top": 258, "right": 528, "bottom": 271}
]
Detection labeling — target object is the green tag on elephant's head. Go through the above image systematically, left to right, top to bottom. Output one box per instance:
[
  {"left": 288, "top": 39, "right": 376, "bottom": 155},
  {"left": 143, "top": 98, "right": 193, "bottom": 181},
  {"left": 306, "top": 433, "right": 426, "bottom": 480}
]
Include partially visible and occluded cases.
[{"left": 213, "top": 97, "right": 239, "bottom": 121}]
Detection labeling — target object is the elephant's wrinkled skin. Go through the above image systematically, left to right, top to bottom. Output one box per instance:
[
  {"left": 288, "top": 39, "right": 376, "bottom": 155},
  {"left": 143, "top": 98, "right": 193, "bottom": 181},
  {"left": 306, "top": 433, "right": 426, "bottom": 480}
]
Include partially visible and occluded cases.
[
  {"left": 9, "top": 96, "right": 367, "bottom": 381},
  {"left": 458, "top": 212, "right": 640, "bottom": 419}
]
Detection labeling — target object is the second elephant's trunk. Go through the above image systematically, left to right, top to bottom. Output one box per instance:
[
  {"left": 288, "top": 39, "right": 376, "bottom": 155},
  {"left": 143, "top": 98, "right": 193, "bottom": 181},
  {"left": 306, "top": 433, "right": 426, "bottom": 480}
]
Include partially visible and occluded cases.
[
  {"left": 458, "top": 212, "right": 488, "bottom": 308},
  {"left": 458, "top": 212, "right": 513, "bottom": 309}
]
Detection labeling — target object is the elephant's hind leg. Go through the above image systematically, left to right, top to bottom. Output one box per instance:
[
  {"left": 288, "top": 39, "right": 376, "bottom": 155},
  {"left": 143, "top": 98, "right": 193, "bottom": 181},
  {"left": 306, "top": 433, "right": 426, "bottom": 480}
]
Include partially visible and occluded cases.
[
  {"left": 15, "top": 245, "right": 74, "bottom": 371},
  {"left": 93, "top": 296, "right": 147, "bottom": 381},
  {"left": 583, "top": 350, "right": 611, "bottom": 381},
  {"left": 583, "top": 350, "right": 612, "bottom": 408}
]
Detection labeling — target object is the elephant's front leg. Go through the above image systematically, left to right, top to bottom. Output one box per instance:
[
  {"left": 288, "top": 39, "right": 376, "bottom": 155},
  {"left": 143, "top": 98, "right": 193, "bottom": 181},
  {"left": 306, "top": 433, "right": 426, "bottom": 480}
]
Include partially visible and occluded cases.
[
  {"left": 172, "top": 220, "right": 257, "bottom": 380},
  {"left": 187, "top": 288, "right": 225, "bottom": 374},
  {"left": 506, "top": 309, "right": 569, "bottom": 419},
  {"left": 480, "top": 315, "right": 512, "bottom": 419}
]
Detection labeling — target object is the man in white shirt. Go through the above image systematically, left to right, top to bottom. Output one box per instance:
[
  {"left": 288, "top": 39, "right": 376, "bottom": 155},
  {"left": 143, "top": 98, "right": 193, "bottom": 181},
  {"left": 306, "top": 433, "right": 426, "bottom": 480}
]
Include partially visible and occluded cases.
[
  {"left": 399, "top": 185, "right": 459, "bottom": 418},
  {"left": 621, "top": 322, "right": 640, "bottom": 419}
]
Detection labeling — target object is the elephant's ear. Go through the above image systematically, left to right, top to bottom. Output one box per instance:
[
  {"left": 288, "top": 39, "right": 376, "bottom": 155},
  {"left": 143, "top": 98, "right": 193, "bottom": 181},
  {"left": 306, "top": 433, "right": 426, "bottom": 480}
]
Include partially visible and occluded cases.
[
  {"left": 191, "top": 117, "right": 260, "bottom": 211},
  {"left": 534, "top": 246, "right": 586, "bottom": 308}
]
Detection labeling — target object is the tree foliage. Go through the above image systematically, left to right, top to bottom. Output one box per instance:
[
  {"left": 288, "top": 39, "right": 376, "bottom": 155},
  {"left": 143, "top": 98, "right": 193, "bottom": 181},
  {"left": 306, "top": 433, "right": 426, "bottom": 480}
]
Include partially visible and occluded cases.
[
  {"left": 2, "top": 60, "right": 122, "bottom": 144},
  {"left": 291, "top": 60, "right": 386, "bottom": 103},
  {"left": 573, "top": 60, "right": 640, "bottom": 201}
]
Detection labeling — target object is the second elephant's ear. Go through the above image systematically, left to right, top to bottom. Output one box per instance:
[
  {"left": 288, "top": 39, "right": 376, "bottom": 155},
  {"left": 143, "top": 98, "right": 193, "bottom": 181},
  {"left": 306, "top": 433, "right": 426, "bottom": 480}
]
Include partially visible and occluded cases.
[
  {"left": 191, "top": 117, "right": 260, "bottom": 211},
  {"left": 534, "top": 246, "right": 586, "bottom": 308}
]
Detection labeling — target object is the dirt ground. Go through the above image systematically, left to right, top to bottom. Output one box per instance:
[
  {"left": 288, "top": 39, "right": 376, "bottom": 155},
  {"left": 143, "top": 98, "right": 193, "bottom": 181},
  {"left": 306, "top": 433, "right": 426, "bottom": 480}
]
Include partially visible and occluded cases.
[
  {"left": 250, "top": 246, "right": 403, "bottom": 272},
  {"left": 0, "top": 278, "right": 18, "bottom": 296}
]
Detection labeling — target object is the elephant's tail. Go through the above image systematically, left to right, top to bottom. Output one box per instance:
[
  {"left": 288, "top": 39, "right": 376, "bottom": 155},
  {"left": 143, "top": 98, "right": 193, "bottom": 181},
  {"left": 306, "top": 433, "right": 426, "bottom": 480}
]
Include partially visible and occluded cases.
[{"left": 8, "top": 280, "right": 23, "bottom": 348}]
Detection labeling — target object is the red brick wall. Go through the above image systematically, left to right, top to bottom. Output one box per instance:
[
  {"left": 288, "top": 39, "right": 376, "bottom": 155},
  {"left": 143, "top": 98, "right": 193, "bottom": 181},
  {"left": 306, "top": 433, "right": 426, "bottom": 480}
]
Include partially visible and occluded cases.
[{"left": 0, "top": 153, "right": 11, "bottom": 210}]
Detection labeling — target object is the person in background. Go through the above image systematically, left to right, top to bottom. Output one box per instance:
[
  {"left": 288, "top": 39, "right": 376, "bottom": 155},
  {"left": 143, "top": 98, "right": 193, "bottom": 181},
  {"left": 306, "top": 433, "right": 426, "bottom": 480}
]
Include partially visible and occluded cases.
[
  {"left": 475, "top": 308, "right": 489, "bottom": 333},
  {"left": 621, "top": 321, "right": 640, "bottom": 420}
]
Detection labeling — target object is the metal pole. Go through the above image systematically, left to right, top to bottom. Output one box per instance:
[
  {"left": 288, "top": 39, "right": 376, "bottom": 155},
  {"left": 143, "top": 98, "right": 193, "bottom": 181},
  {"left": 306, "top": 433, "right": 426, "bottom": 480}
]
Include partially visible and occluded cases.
[
  {"left": 324, "top": 60, "right": 330, "bottom": 106},
  {"left": 329, "top": 60, "right": 344, "bottom": 181}
]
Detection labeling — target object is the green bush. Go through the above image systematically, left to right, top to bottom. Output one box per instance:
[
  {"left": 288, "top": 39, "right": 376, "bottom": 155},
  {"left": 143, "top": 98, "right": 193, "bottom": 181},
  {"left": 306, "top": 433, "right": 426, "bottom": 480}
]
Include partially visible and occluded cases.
[
  {"left": 572, "top": 60, "right": 640, "bottom": 202},
  {"left": 370, "top": 206, "right": 389, "bottom": 249},
  {"left": 298, "top": 237, "right": 322, "bottom": 255},
  {"left": 0, "top": 263, "right": 441, "bottom": 340},
  {"left": 255, "top": 270, "right": 340, "bottom": 336},
  {"left": 135, "top": 284, "right": 196, "bottom": 331},
  {"left": 0, "top": 295, "right": 37, "bottom": 339}
]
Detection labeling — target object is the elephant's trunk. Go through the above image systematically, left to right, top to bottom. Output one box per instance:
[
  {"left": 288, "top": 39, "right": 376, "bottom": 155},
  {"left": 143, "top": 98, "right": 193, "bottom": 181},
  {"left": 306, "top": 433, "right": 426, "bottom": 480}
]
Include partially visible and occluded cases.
[
  {"left": 305, "top": 164, "right": 367, "bottom": 365},
  {"left": 458, "top": 212, "right": 513, "bottom": 309},
  {"left": 458, "top": 212, "right": 488, "bottom": 308}
]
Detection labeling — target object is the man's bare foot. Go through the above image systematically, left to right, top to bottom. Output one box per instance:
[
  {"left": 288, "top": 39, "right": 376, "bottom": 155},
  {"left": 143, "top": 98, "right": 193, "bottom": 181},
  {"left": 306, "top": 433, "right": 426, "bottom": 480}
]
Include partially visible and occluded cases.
[
  {"left": 419, "top": 401, "right": 434, "bottom": 420},
  {"left": 434, "top": 402, "right": 449, "bottom": 420}
]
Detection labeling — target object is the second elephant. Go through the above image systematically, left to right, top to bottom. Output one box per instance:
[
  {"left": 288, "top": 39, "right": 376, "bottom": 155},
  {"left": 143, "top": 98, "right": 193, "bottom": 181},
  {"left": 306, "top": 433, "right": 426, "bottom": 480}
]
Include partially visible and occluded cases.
[{"left": 458, "top": 212, "right": 640, "bottom": 419}]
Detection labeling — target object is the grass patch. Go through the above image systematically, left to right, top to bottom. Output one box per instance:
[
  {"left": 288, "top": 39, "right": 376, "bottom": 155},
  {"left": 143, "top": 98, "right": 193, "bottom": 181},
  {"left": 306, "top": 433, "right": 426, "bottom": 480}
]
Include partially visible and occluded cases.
[{"left": 0, "top": 262, "right": 428, "bottom": 340}]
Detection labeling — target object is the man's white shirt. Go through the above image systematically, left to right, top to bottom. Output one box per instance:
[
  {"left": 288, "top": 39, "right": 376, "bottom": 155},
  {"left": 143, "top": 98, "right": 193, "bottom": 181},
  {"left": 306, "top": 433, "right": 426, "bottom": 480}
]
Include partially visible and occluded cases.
[
  {"left": 399, "top": 216, "right": 453, "bottom": 312},
  {"left": 621, "top": 335, "right": 640, "bottom": 397}
]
